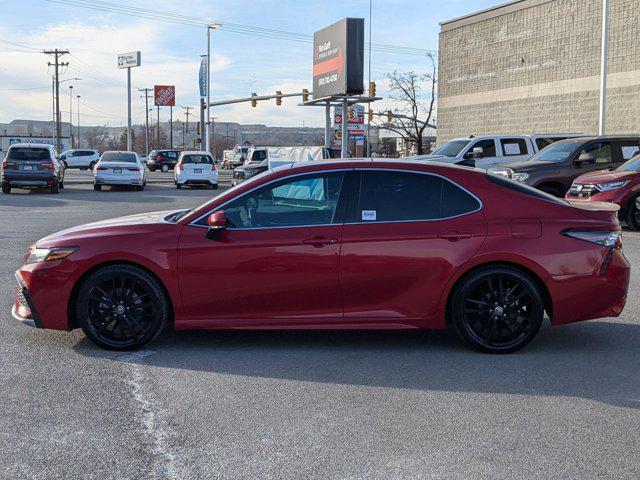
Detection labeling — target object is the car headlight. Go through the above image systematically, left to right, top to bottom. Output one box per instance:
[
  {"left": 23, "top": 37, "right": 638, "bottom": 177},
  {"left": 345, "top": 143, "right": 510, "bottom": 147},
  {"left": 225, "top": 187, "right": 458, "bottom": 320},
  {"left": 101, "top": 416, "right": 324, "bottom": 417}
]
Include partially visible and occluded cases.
[
  {"left": 488, "top": 168, "right": 511, "bottom": 178},
  {"left": 510, "top": 172, "right": 530, "bottom": 182},
  {"left": 596, "top": 180, "right": 628, "bottom": 191},
  {"left": 26, "top": 247, "right": 78, "bottom": 264}
]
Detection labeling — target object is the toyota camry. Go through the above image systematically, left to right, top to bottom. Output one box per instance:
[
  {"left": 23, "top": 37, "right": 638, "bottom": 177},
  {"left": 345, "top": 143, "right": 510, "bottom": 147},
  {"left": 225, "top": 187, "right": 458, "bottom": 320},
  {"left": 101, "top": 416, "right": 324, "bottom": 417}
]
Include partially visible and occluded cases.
[{"left": 12, "top": 159, "right": 630, "bottom": 353}]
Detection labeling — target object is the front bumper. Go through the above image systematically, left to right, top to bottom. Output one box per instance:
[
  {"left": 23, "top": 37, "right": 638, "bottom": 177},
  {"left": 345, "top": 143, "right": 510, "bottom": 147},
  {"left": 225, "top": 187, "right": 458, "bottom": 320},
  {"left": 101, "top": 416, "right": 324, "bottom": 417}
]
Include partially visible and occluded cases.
[{"left": 12, "top": 273, "right": 42, "bottom": 328}]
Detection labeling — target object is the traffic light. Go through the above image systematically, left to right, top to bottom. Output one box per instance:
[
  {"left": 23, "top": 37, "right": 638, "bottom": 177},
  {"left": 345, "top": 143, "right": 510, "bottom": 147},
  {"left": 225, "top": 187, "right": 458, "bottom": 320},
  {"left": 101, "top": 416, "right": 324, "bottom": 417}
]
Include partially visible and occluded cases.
[
  {"left": 369, "top": 81, "right": 376, "bottom": 97},
  {"left": 302, "top": 88, "right": 309, "bottom": 102},
  {"left": 275, "top": 90, "right": 282, "bottom": 106},
  {"left": 251, "top": 93, "right": 257, "bottom": 107},
  {"left": 368, "top": 109, "right": 373, "bottom": 122},
  {"left": 387, "top": 110, "right": 393, "bottom": 123}
]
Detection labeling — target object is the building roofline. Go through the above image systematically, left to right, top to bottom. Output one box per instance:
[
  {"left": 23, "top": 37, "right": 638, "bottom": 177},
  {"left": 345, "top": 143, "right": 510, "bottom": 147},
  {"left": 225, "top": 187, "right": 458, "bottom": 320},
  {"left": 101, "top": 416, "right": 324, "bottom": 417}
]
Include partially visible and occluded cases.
[{"left": 440, "top": 0, "right": 554, "bottom": 32}]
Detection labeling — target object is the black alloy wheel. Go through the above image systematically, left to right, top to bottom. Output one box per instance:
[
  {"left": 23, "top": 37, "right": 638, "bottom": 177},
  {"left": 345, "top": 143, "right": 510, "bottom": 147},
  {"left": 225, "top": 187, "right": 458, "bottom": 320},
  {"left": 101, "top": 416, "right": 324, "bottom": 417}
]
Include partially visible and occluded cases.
[
  {"left": 626, "top": 195, "right": 640, "bottom": 231},
  {"left": 76, "top": 265, "right": 169, "bottom": 350},
  {"left": 452, "top": 267, "right": 544, "bottom": 353}
]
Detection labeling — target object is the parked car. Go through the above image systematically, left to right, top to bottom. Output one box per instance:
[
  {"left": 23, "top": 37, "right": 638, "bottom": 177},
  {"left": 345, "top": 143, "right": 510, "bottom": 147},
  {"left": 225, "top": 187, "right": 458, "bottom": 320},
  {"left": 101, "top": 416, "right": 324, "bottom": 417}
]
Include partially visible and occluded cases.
[
  {"left": 419, "top": 134, "right": 588, "bottom": 169},
  {"left": 489, "top": 136, "right": 640, "bottom": 197},
  {"left": 1, "top": 143, "right": 65, "bottom": 194},
  {"left": 59, "top": 148, "right": 100, "bottom": 170},
  {"left": 147, "top": 150, "right": 180, "bottom": 172},
  {"left": 93, "top": 151, "right": 146, "bottom": 191},
  {"left": 175, "top": 151, "right": 218, "bottom": 189},
  {"left": 566, "top": 153, "right": 640, "bottom": 230},
  {"left": 12, "top": 159, "right": 629, "bottom": 353},
  {"left": 232, "top": 159, "right": 269, "bottom": 186}
]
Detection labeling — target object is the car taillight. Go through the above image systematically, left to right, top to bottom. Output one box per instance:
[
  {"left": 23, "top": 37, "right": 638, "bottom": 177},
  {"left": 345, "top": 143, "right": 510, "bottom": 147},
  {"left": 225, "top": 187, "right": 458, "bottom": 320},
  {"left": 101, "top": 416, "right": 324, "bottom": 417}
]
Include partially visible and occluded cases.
[
  {"left": 2, "top": 159, "right": 17, "bottom": 169},
  {"left": 38, "top": 162, "right": 54, "bottom": 170},
  {"left": 175, "top": 164, "right": 181, "bottom": 173},
  {"left": 96, "top": 166, "right": 109, "bottom": 170},
  {"left": 127, "top": 167, "right": 140, "bottom": 171},
  {"left": 562, "top": 229, "right": 621, "bottom": 247}
]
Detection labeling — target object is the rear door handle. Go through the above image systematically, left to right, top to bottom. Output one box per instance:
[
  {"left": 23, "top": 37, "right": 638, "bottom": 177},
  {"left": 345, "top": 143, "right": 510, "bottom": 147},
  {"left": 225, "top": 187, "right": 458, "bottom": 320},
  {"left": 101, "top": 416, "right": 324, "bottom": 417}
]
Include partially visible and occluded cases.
[
  {"left": 437, "top": 231, "right": 473, "bottom": 242},
  {"left": 302, "top": 236, "right": 339, "bottom": 247}
]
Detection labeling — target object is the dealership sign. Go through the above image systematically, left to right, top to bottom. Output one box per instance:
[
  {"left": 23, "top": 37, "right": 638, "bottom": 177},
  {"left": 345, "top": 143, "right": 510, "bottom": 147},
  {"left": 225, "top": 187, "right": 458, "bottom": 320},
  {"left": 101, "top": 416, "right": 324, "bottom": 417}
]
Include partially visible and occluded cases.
[
  {"left": 312, "top": 18, "right": 364, "bottom": 99},
  {"left": 117, "top": 51, "right": 141, "bottom": 69},
  {"left": 154, "top": 85, "right": 176, "bottom": 107}
]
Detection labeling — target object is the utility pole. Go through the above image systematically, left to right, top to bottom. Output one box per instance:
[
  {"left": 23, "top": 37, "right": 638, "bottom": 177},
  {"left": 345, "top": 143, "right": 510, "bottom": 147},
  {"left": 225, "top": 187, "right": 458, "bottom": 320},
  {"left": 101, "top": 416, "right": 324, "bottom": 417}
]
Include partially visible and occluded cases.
[
  {"left": 44, "top": 49, "right": 70, "bottom": 152},
  {"left": 68, "top": 85, "right": 73, "bottom": 148},
  {"left": 138, "top": 88, "right": 152, "bottom": 155},
  {"left": 76, "top": 95, "right": 81, "bottom": 147},
  {"left": 157, "top": 106, "right": 161, "bottom": 149},
  {"left": 169, "top": 106, "right": 173, "bottom": 148},
  {"left": 182, "top": 106, "right": 193, "bottom": 149}
]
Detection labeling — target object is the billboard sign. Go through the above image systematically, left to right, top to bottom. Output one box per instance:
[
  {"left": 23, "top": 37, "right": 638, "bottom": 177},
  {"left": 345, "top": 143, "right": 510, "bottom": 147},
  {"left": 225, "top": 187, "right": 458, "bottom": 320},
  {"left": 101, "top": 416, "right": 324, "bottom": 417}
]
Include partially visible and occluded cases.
[
  {"left": 312, "top": 18, "right": 364, "bottom": 99},
  {"left": 117, "top": 51, "right": 141, "bottom": 69},
  {"left": 199, "top": 56, "right": 207, "bottom": 98},
  {"left": 154, "top": 85, "right": 175, "bottom": 107},
  {"left": 334, "top": 105, "right": 364, "bottom": 126}
]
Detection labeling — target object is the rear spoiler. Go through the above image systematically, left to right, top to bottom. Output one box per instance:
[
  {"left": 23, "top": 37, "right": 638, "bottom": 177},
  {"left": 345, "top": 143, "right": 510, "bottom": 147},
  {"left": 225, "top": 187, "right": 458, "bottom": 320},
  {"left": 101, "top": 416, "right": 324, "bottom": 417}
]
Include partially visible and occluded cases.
[{"left": 568, "top": 200, "right": 620, "bottom": 223}]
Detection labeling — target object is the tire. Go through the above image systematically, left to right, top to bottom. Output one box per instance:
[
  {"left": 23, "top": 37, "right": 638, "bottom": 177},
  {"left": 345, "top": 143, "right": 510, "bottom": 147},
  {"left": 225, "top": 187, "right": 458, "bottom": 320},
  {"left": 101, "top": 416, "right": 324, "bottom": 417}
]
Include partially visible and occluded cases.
[
  {"left": 62, "top": 161, "right": 68, "bottom": 169},
  {"left": 89, "top": 161, "right": 96, "bottom": 170},
  {"left": 161, "top": 164, "right": 169, "bottom": 173},
  {"left": 148, "top": 166, "right": 156, "bottom": 172},
  {"left": 59, "top": 180, "right": 64, "bottom": 189},
  {"left": 50, "top": 181, "right": 60, "bottom": 194},
  {"left": 2, "top": 183, "right": 10, "bottom": 194},
  {"left": 176, "top": 183, "right": 182, "bottom": 189},
  {"left": 211, "top": 183, "right": 218, "bottom": 190},
  {"left": 94, "top": 184, "right": 102, "bottom": 191},
  {"left": 538, "top": 184, "right": 564, "bottom": 197},
  {"left": 136, "top": 185, "right": 144, "bottom": 191},
  {"left": 625, "top": 194, "right": 640, "bottom": 231},
  {"left": 75, "top": 264, "right": 169, "bottom": 350},
  {"left": 451, "top": 266, "right": 544, "bottom": 354}
]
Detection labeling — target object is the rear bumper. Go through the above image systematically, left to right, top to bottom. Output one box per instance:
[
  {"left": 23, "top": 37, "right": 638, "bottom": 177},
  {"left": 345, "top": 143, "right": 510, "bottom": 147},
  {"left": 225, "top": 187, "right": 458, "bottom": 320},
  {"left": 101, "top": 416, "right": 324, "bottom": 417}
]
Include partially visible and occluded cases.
[
  {"left": 175, "top": 172, "right": 218, "bottom": 185},
  {"left": 3, "top": 174, "right": 56, "bottom": 187},
  {"left": 94, "top": 175, "right": 144, "bottom": 186}
]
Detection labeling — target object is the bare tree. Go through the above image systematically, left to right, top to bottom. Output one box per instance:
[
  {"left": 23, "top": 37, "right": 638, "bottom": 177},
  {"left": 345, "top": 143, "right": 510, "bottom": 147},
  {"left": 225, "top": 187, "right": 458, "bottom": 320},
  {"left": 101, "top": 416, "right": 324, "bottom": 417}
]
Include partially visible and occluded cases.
[{"left": 376, "top": 54, "right": 437, "bottom": 155}]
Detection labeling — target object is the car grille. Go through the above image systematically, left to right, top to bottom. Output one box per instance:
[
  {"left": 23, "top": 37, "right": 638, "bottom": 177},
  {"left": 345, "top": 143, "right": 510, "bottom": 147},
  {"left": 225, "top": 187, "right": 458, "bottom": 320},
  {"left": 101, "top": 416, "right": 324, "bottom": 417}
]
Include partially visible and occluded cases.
[
  {"left": 568, "top": 183, "right": 598, "bottom": 199},
  {"left": 15, "top": 280, "right": 28, "bottom": 309}
]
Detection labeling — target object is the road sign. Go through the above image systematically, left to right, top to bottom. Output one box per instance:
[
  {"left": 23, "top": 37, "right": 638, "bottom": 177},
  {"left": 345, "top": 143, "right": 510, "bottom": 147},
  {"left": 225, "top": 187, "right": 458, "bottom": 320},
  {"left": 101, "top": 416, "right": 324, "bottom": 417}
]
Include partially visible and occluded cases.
[
  {"left": 312, "top": 18, "right": 364, "bottom": 99},
  {"left": 117, "top": 51, "right": 141, "bottom": 69},
  {"left": 154, "top": 85, "right": 175, "bottom": 107}
]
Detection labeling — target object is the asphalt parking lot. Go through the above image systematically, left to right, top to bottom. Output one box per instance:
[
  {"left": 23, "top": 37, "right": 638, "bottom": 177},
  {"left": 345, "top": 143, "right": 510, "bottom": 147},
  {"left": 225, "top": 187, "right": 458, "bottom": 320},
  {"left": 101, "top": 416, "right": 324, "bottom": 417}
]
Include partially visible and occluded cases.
[{"left": 1, "top": 169, "right": 640, "bottom": 479}]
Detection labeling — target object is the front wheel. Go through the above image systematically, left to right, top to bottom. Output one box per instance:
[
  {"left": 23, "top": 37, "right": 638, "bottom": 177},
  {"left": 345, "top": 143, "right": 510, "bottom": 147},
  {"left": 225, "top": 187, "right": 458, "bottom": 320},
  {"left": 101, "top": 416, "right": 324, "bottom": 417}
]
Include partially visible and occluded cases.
[
  {"left": 94, "top": 184, "right": 102, "bottom": 191},
  {"left": 625, "top": 195, "right": 640, "bottom": 231},
  {"left": 75, "top": 265, "right": 169, "bottom": 350},
  {"left": 451, "top": 267, "right": 544, "bottom": 354}
]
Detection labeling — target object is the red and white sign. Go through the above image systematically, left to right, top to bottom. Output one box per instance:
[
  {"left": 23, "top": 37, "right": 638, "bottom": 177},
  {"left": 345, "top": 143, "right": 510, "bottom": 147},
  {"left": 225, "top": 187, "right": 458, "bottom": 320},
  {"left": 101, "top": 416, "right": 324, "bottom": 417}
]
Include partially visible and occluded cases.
[
  {"left": 154, "top": 85, "right": 175, "bottom": 107},
  {"left": 334, "top": 105, "right": 364, "bottom": 125}
]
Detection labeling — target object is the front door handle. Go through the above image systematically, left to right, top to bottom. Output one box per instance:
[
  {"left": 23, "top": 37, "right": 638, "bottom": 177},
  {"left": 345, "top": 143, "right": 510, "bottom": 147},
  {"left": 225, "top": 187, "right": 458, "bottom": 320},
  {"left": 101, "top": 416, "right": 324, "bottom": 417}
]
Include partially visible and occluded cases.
[
  {"left": 437, "top": 231, "right": 473, "bottom": 242},
  {"left": 301, "top": 236, "right": 339, "bottom": 248}
]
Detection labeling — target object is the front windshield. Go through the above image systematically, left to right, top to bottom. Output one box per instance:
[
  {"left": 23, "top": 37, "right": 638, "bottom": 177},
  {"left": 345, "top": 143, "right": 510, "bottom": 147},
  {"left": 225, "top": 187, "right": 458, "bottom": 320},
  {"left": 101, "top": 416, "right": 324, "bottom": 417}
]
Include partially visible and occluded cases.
[
  {"left": 432, "top": 140, "right": 470, "bottom": 157},
  {"left": 529, "top": 140, "right": 581, "bottom": 162},
  {"left": 617, "top": 154, "right": 640, "bottom": 172}
]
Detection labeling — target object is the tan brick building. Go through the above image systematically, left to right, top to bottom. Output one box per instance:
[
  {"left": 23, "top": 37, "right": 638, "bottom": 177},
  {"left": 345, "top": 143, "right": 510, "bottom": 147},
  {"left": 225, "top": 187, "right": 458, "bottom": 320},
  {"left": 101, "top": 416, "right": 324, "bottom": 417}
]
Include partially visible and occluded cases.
[{"left": 436, "top": 0, "right": 640, "bottom": 141}]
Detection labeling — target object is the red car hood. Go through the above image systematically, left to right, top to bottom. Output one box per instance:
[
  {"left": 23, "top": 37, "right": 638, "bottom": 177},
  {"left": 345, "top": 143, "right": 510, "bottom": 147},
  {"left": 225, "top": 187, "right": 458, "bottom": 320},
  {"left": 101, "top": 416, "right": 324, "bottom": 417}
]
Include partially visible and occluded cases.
[
  {"left": 574, "top": 169, "right": 637, "bottom": 184},
  {"left": 36, "top": 209, "right": 182, "bottom": 247}
]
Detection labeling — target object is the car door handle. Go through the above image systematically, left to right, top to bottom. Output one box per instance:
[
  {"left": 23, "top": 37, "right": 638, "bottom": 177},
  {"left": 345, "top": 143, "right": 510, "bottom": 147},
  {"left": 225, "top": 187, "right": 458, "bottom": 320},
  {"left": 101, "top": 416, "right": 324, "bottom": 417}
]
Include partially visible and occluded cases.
[
  {"left": 437, "top": 231, "right": 473, "bottom": 242},
  {"left": 301, "top": 236, "right": 339, "bottom": 247}
]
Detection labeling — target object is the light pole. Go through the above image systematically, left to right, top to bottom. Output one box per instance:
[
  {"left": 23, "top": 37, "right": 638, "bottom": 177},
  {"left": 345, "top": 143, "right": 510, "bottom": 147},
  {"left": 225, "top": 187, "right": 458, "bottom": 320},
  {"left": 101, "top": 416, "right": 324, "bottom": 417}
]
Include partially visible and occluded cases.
[
  {"left": 598, "top": 0, "right": 610, "bottom": 135},
  {"left": 206, "top": 23, "right": 222, "bottom": 154},
  {"left": 68, "top": 85, "right": 73, "bottom": 148},
  {"left": 76, "top": 95, "right": 81, "bottom": 147}
]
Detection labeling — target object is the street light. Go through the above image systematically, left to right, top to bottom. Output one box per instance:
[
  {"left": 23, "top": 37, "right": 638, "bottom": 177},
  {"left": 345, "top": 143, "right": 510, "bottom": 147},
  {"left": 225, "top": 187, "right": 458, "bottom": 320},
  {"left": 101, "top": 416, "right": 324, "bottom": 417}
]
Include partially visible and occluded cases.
[
  {"left": 206, "top": 23, "right": 222, "bottom": 154},
  {"left": 57, "top": 77, "right": 80, "bottom": 150},
  {"left": 68, "top": 85, "right": 73, "bottom": 148},
  {"left": 76, "top": 95, "right": 81, "bottom": 147}
]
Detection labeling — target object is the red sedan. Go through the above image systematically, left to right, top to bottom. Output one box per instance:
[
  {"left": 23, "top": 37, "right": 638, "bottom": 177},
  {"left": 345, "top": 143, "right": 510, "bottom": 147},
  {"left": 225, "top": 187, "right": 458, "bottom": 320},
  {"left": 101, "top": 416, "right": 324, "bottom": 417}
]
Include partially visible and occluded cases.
[
  {"left": 567, "top": 154, "right": 640, "bottom": 230},
  {"left": 12, "top": 160, "right": 630, "bottom": 353}
]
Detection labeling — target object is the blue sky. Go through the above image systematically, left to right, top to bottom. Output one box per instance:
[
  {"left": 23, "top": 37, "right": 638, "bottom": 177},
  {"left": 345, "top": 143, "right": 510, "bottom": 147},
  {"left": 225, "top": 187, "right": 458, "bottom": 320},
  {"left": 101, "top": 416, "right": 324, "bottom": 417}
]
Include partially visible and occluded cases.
[{"left": 0, "top": 0, "right": 495, "bottom": 127}]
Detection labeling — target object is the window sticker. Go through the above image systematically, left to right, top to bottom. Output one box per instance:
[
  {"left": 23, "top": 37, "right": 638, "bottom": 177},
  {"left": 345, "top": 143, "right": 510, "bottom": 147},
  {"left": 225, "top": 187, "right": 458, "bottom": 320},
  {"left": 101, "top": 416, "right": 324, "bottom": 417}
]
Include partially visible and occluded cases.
[{"left": 362, "top": 210, "right": 377, "bottom": 221}]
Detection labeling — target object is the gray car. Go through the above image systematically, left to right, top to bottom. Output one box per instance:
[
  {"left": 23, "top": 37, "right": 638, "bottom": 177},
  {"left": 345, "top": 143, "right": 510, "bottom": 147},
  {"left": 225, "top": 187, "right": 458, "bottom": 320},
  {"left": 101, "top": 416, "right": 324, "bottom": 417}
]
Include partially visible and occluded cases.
[{"left": 1, "top": 143, "right": 65, "bottom": 194}]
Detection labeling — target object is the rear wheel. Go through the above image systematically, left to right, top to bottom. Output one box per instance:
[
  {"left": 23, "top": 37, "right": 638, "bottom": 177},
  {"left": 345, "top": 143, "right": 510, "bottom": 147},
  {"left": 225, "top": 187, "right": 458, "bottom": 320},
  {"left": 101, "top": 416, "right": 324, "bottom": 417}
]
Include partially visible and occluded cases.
[
  {"left": 89, "top": 161, "right": 96, "bottom": 170},
  {"left": 161, "top": 164, "right": 169, "bottom": 173},
  {"left": 148, "top": 166, "right": 156, "bottom": 172},
  {"left": 50, "top": 181, "right": 60, "bottom": 194},
  {"left": 2, "top": 183, "right": 10, "bottom": 194},
  {"left": 176, "top": 183, "right": 182, "bottom": 189},
  {"left": 94, "top": 184, "right": 102, "bottom": 191},
  {"left": 625, "top": 195, "right": 640, "bottom": 231},
  {"left": 76, "top": 265, "right": 169, "bottom": 350},
  {"left": 451, "top": 267, "right": 544, "bottom": 354}
]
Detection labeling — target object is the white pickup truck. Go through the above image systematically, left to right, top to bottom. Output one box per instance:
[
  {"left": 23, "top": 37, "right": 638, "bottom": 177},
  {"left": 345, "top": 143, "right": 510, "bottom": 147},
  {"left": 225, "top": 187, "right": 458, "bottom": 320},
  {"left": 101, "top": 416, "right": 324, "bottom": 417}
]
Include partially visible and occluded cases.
[{"left": 417, "top": 134, "right": 588, "bottom": 169}]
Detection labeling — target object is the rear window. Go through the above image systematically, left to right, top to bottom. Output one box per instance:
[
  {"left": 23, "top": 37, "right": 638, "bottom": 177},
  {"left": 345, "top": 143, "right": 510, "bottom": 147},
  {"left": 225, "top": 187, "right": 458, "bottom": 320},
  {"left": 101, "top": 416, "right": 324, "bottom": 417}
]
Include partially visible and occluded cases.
[
  {"left": 8, "top": 147, "right": 50, "bottom": 161},
  {"left": 101, "top": 152, "right": 137, "bottom": 163},
  {"left": 181, "top": 154, "right": 213, "bottom": 164},
  {"left": 486, "top": 173, "right": 569, "bottom": 205}
]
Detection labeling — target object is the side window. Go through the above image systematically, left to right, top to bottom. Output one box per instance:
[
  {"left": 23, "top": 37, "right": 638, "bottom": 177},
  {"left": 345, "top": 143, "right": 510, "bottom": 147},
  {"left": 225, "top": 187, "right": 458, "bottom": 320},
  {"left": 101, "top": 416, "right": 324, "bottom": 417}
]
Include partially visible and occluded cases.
[
  {"left": 500, "top": 138, "right": 528, "bottom": 156},
  {"left": 535, "top": 138, "right": 553, "bottom": 150},
  {"left": 467, "top": 139, "right": 496, "bottom": 157},
  {"left": 579, "top": 142, "right": 612, "bottom": 164},
  {"left": 619, "top": 142, "right": 640, "bottom": 161},
  {"left": 167, "top": 152, "right": 178, "bottom": 159},
  {"left": 355, "top": 171, "right": 443, "bottom": 222},
  {"left": 223, "top": 172, "right": 345, "bottom": 229},
  {"left": 441, "top": 180, "right": 481, "bottom": 218}
]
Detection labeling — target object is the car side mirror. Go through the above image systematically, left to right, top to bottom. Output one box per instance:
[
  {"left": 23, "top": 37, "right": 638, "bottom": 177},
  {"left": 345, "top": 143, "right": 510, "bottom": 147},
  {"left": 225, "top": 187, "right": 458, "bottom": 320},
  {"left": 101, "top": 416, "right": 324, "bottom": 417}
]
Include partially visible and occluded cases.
[
  {"left": 575, "top": 152, "right": 595, "bottom": 164},
  {"left": 205, "top": 211, "right": 227, "bottom": 240}
]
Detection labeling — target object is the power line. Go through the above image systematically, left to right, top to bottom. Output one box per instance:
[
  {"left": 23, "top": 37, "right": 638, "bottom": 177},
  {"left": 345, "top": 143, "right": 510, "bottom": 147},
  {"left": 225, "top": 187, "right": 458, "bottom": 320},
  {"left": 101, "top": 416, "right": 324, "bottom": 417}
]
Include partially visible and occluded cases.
[{"left": 44, "top": 49, "right": 69, "bottom": 151}]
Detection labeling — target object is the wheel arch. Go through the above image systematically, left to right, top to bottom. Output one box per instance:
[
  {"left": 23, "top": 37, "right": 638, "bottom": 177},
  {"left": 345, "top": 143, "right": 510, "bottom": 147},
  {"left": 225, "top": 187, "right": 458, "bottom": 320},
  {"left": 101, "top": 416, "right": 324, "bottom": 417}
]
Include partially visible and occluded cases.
[
  {"left": 67, "top": 259, "right": 175, "bottom": 330},
  {"left": 443, "top": 260, "right": 553, "bottom": 324}
]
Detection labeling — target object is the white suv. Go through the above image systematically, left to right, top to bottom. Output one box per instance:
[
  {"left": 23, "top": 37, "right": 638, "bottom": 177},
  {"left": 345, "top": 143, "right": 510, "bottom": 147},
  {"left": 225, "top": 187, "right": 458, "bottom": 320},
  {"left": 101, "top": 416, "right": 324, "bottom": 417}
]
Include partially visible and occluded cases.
[
  {"left": 417, "top": 134, "right": 588, "bottom": 170},
  {"left": 60, "top": 149, "right": 100, "bottom": 170},
  {"left": 175, "top": 151, "right": 218, "bottom": 189}
]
